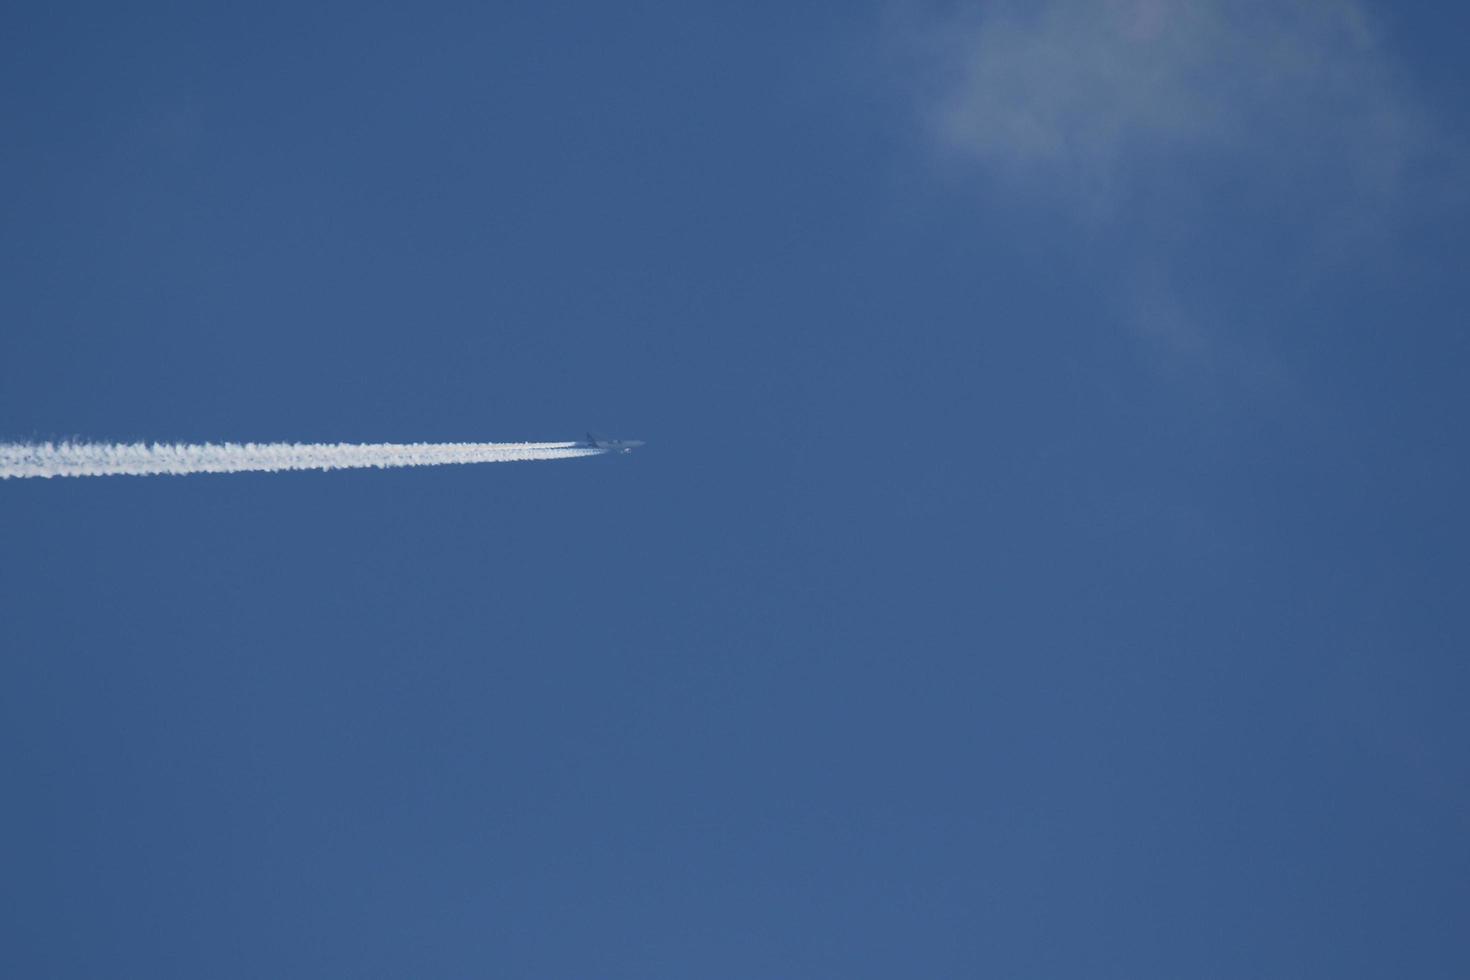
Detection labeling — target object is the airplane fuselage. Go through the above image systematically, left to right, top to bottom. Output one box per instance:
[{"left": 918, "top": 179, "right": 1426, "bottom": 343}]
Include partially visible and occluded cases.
[{"left": 583, "top": 435, "right": 645, "bottom": 454}]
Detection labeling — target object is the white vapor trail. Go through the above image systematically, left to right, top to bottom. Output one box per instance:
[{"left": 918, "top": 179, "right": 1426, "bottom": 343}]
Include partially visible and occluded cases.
[{"left": 0, "top": 440, "right": 606, "bottom": 479}]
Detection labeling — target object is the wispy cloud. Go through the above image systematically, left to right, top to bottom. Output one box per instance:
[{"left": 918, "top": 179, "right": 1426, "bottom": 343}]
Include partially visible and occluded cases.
[
  {"left": 909, "top": 0, "right": 1427, "bottom": 218},
  {"left": 891, "top": 1, "right": 1449, "bottom": 383}
]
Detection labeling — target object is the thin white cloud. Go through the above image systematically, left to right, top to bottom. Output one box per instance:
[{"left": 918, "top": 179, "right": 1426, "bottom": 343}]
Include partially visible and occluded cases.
[
  {"left": 892, "top": 0, "right": 1444, "bottom": 381},
  {"left": 911, "top": 0, "right": 1426, "bottom": 217}
]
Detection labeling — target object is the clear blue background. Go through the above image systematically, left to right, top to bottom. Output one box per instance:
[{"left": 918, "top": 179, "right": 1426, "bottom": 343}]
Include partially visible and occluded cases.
[{"left": 3, "top": 2, "right": 1468, "bottom": 976}]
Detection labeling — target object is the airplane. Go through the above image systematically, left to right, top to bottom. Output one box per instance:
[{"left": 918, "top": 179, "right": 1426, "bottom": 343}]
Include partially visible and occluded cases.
[{"left": 582, "top": 433, "right": 645, "bottom": 455}]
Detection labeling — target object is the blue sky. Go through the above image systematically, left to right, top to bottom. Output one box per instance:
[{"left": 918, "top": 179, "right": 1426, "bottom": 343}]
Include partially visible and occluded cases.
[{"left": 3, "top": 2, "right": 1468, "bottom": 976}]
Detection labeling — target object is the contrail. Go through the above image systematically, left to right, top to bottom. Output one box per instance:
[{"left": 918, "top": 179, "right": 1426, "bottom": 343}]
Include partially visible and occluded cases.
[{"left": 0, "top": 440, "right": 606, "bottom": 479}]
